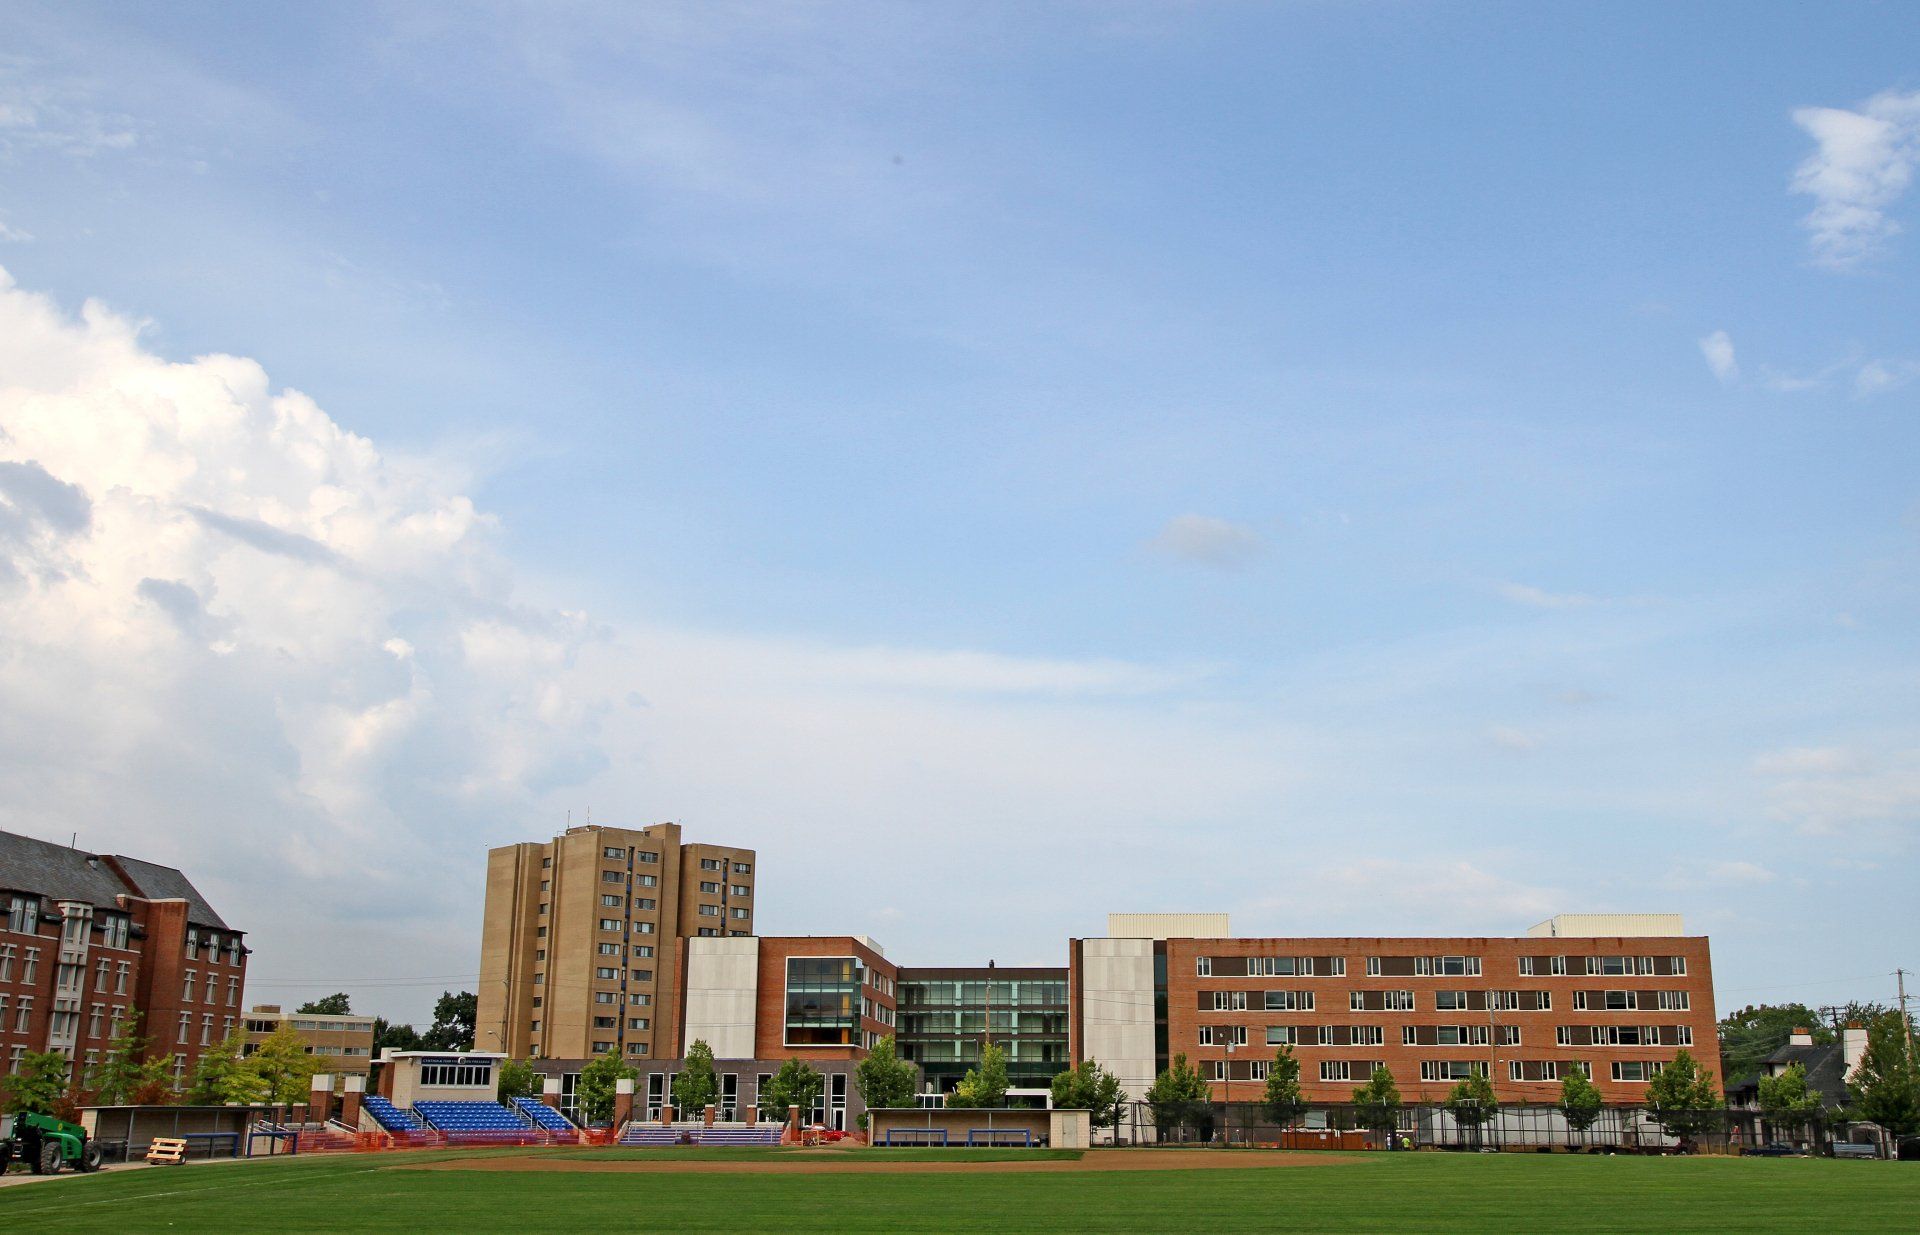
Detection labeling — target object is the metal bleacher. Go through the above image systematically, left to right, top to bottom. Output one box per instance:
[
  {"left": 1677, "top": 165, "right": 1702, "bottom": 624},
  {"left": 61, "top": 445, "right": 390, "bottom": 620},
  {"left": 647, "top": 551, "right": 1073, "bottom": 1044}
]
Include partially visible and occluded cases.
[
  {"left": 362, "top": 1095, "right": 426, "bottom": 1132},
  {"left": 511, "top": 1097, "right": 578, "bottom": 1135},
  {"left": 414, "top": 1101, "right": 542, "bottom": 1142},
  {"left": 618, "top": 1121, "right": 784, "bottom": 1147}
]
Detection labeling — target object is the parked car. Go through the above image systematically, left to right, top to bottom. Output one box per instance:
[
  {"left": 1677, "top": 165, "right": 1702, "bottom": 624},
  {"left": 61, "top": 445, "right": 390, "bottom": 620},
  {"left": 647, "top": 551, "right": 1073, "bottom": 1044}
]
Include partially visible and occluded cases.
[{"left": 1742, "top": 1142, "right": 1806, "bottom": 1158}]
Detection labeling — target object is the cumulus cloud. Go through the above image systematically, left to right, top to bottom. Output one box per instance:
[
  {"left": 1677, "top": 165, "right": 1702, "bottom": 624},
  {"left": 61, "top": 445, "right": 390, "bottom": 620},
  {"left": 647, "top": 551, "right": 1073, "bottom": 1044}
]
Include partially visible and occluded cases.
[
  {"left": 1791, "top": 89, "right": 1920, "bottom": 269},
  {"left": 1698, "top": 330, "right": 1739, "bottom": 384},
  {"left": 1854, "top": 358, "right": 1920, "bottom": 398},
  {"left": 1146, "top": 513, "right": 1266, "bottom": 568}
]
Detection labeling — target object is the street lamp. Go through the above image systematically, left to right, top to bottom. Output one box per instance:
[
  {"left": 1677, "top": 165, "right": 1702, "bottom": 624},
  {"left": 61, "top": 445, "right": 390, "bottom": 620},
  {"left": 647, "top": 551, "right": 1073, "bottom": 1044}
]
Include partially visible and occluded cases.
[{"left": 1218, "top": 1025, "right": 1235, "bottom": 1149}]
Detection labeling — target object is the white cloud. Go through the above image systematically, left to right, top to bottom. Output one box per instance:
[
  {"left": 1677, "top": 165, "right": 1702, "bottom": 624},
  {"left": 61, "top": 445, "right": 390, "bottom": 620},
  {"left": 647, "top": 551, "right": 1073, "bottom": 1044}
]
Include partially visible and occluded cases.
[
  {"left": 1791, "top": 89, "right": 1920, "bottom": 269},
  {"left": 0, "top": 217, "right": 31, "bottom": 244},
  {"left": 1699, "top": 330, "right": 1739, "bottom": 383},
  {"left": 1854, "top": 358, "right": 1920, "bottom": 398},
  {"left": 1146, "top": 513, "right": 1266, "bottom": 568},
  {"left": 1497, "top": 582, "right": 1595, "bottom": 610},
  {"left": 1488, "top": 725, "right": 1539, "bottom": 753},
  {"left": 1755, "top": 744, "right": 1920, "bottom": 836},
  {"left": 1273, "top": 858, "right": 1563, "bottom": 928}
]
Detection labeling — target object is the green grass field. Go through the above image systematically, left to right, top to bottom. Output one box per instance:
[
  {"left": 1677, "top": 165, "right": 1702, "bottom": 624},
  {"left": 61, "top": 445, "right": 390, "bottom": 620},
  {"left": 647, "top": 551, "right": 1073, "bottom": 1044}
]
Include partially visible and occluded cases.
[{"left": 0, "top": 1148, "right": 1913, "bottom": 1233}]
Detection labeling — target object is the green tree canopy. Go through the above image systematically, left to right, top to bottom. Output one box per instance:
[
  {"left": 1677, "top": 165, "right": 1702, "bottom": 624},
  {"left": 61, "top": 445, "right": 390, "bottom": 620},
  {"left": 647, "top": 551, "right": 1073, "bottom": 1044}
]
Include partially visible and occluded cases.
[
  {"left": 421, "top": 991, "right": 477, "bottom": 1051},
  {"left": 296, "top": 993, "right": 353, "bottom": 1015},
  {"left": 1717, "top": 1004, "right": 1830, "bottom": 1085},
  {"left": 86, "top": 1008, "right": 172, "bottom": 1106},
  {"left": 1847, "top": 1010, "right": 1920, "bottom": 1139},
  {"left": 373, "top": 1018, "right": 422, "bottom": 1053},
  {"left": 245, "top": 1023, "right": 320, "bottom": 1104},
  {"left": 186, "top": 1030, "right": 267, "bottom": 1105},
  {"left": 854, "top": 1034, "right": 918, "bottom": 1119},
  {"left": 672, "top": 1039, "right": 719, "bottom": 1116},
  {"left": 952, "top": 1041, "right": 1011, "bottom": 1108},
  {"left": 1261, "top": 1045, "right": 1306, "bottom": 1127},
  {"left": 1644, "top": 1049, "right": 1722, "bottom": 1142},
  {"left": 576, "top": 1050, "right": 638, "bottom": 1126},
  {"left": 2, "top": 1051, "right": 72, "bottom": 1116},
  {"left": 1145, "top": 1053, "right": 1210, "bottom": 1137},
  {"left": 497, "top": 1058, "right": 539, "bottom": 1102},
  {"left": 762, "top": 1058, "right": 824, "bottom": 1124},
  {"left": 1050, "top": 1059, "right": 1127, "bottom": 1130},
  {"left": 1756, "top": 1061, "right": 1824, "bottom": 1123},
  {"left": 1350, "top": 1066, "right": 1402, "bottom": 1136},
  {"left": 1557, "top": 1067, "right": 1603, "bottom": 1135},
  {"left": 1445, "top": 1069, "right": 1499, "bottom": 1128}
]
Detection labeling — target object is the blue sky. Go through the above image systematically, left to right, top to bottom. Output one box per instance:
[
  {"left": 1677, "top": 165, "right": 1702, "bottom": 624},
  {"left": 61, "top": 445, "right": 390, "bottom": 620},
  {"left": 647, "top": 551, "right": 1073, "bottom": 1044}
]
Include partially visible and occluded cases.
[{"left": 0, "top": 2, "right": 1914, "bottom": 1025}]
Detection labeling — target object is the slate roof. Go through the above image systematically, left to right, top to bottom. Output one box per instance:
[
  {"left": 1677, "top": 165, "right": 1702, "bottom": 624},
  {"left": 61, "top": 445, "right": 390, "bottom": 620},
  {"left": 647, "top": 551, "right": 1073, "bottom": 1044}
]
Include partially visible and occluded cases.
[
  {"left": 0, "top": 828, "right": 232, "bottom": 930},
  {"left": 1729, "top": 1040, "right": 1850, "bottom": 1108}
]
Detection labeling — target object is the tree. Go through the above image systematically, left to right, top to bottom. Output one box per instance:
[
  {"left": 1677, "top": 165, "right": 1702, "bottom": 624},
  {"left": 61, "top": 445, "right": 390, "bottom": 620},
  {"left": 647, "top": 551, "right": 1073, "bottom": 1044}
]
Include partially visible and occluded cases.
[
  {"left": 421, "top": 991, "right": 477, "bottom": 1051},
  {"left": 297, "top": 993, "right": 353, "bottom": 1016},
  {"left": 1717, "top": 1004, "right": 1830, "bottom": 1086},
  {"left": 87, "top": 1008, "right": 172, "bottom": 1106},
  {"left": 1847, "top": 1010, "right": 1920, "bottom": 1140},
  {"left": 373, "top": 1018, "right": 422, "bottom": 1053},
  {"left": 245, "top": 1023, "right": 321, "bottom": 1104},
  {"left": 187, "top": 1031, "right": 267, "bottom": 1105},
  {"left": 854, "top": 1035, "right": 917, "bottom": 1122},
  {"left": 672, "top": 1038, "right": 719, "bottom": 1116},
  {"left": 952, "top": 1042, "right": 1010, "bottom": 1108},
  {"left": 1261, "top": 1045, "right": 1306, "bottom": 1128},
  {"left": 1644, "top": 1049, "right": 1722, "bottom": 1144},
  {"left": 576, "top": 1050, "right": 638, "bottom": 1127},
  {"left": 2, "top": 1052, "right": 72, "bottom": 1116},
  {"left": 1145, "top": 1053, "right": 1210, "bottom": 1139},
  {"left": 497, "top": 1058, "right": 539, "bottom": 1102},
  {"left": 761, "top": 1058, "right": 824, "bottom": 1125},
  {"left": 1051, "top": 1060, "right": 1127, "bottom": 1131},
  {"left": 1757, "top": 1061, "right": 1824, "bottom": 1128},
  {"left": 1350, "top": 1066, "right": 1402, "bottom": 1138},
  {"left": 1557, "top": 1068, "right": 1603, "bottom": 1143},
  {"left": 1446, "top": 1070, "right": 1499, "bottom": 1144}
]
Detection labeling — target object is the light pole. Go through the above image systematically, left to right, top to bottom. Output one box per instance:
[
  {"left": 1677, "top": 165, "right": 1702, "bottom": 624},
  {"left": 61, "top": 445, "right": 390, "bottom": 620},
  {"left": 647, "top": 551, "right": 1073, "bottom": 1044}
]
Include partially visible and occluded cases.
[{"left": 1217, "top": 1025, "right": 1234, "bottom": 1148}]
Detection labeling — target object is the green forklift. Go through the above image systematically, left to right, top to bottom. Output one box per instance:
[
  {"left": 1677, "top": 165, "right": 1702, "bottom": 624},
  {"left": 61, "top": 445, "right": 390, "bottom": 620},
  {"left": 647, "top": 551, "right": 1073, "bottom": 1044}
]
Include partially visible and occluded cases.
[{"left": 0, "top": 1111, "right": 105, "bottom": 1175}]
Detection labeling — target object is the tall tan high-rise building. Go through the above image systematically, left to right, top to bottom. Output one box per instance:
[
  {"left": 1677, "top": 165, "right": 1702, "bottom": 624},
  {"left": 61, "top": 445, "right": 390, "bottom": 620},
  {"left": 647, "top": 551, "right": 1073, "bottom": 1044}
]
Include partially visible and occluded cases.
[{"left": 477, "top": 823, "right": 755, "bottom": 1062}]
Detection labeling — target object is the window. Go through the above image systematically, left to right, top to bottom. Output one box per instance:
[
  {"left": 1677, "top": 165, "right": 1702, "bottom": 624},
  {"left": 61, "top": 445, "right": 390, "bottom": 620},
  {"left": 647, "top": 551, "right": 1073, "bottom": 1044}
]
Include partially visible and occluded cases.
[
  {"left": 604, "top": 845, "right": 626, "bottom": 859},
  {"left": 636, "top": 850, "right": 658, "bottom": 864},
  {"left": 542, "top": 856, "right": 552, "bottom": 868},
  {"left": 701, "top": 857, "right": 724, "bottom": 870},
  {"left": 733, "top": 862, "right": 752, "bottom": 874},
  {"left": 602, "top": 871, "right": 624, "bottom": 883},
  {"left": 637, "top": 874, "right": 658, "bottom": 888},
  {"left": 540, "top": 880, "right": 549, "bottom": 892},
  {"left": 699, "top": 881, "right": 721, "bottom": 894},
  {"left": 730, "top": 885, "right": 751, "bottom": 897},
  {"left": 601, "top": 894, "right": 621, "bottom": 907},
  {"left": 6, "top": 896, "right": 36, "bottom": 933},
  {"left": 634, "top": 898, "right": 656, "bottom": 911},
  {"left": 698, "top": 904, "right": 721, "bottom": 917},
  {"left": 731, "top": 907, "right": 750, "bottom": 919},
  {"left": 635, "top": 921, "right": 655, "bottom": 934},
  {"left": 599, "top": 924, "right": 620, "bottom": 935},
  {"left": 185, "top": 928, "right": 199, "bottom": 960},
  {"left": 598, "top": 942, "right": 620, "bottom": 955},
  {"left": 0, "top": 944, "right": 12, "bottom": 981},
  {"left": 633, "top": 945, "right": 654, "bottom": 958},
  {"left": 23, "top": 948, "right": 38, "bottom": 983},
  {"left": 1550, "top": 954, "right": 1567, "bottom": 976},
  {"left": 1435, "top": 955, "right": 1480, "bottom": 977},
  {"left": 1247, "top": 956, "right": 1308, "bottom": 977},
  {"left": 1366, "top": 956, "right": 1382, "bottom": 977},
  {"left": 1518, "top": 956, "right": 1535, "bottom": 976},
  {"left": 1589, "top": 956, "right": 1630, "bottom": 977},
  {"left": 1669, "top": 956, "right": 1687, "bottom": 976},
  {"left": 1196, "top": 957, "right": 1212, "bottom": 977},
  {"left": 1327, "top": 957, "right": 1347, "bottom": 977},
  {"left": 118, "top": 963, "right": 131, "bottom": 995},
  {"left": 596, "top": 967, "right": 618, "bottom": 979},
  {"left": 631, "top": 969, "right": 652, "bottom": 982},
  {"left": 182, "top": 971, "right": 196, "bottom": 1002},
  {"left": 1212, "top": 990, "right": 1248, "bottom": 1012},
  {"left": 1384, "top": 990, "right": 1414, "bottom": 1012},
  {"left": 1487, "top": 990, "right": 1521, "bottom": 1011},
  {"left": 1536, "top": 990, "right": 1551, "bottom": 1010},
  {"left": 1603, "top": 990, "right": 1637, "bottom": 1011},
  {"left": 1265, "top": 991, "right": 1314, "bottom": 1011},
  {"left": 1350, "top": 991, "right": 1364, "bottom": 1011},
  {"left": 1435, "top": 991, "right": 1469, "bottom": 1011},
  {"left": 1574, "top": 991, "right": 1588, "bottom": 1010},
  {"left": 1657, "top": 991, "right": 1690, "bottom": 1011},
  {"left": 594, "top": 992, "right": 615, "bottom": 1005},
  {"left": 630, "top": 993, "right": 651, "bottom": 1006},
  {"left": 88, "top": 1004, "right": 104, "bottom": 1037},
  {"left": 178, "top": 1012, "right": 191, "bottom": 1044},
  {"left": 201, "top": 1014, "right": 214, "bottom": 1045},
  {"left": 593, "top": 1016, "right": 617, "bottom": 1029},
  {"left": 630, "top": 1017, "right": 651, "bottom": 1031},
  {"left": 1197, "top": 1025, "right": 1248, "bottom": 1047},
  {"left": 1354, "top": 1025, "right": 1383, "bottom": 1047},
  {"left": 1402, "top": 1025, "right": 1417, "bottom": 1046},
  {"left": 1556, "top": 1025, "right": 1575, "bottom": 1046},
  {"left": 1267, "top": 1026, "right": 1298, "bottom": 1045},
  {"left": 1673, "top": 1026, "right": 1693, "bottom": 1046},
  {"left": 1247, "top": 1059, "right": 1271, "bottom": 1081},
  {"left": 420, "top": 1060, "right": 495, "bottom": 1087},
  {"left": 1206, "top": 1060, "right": 1227, "bottom": 1082},
  {"left": 1320, "top": 1061, "right": 1351, "bottom": 1082},
  {"left": 1420, "top": 1061, "right": 1483, "bottom": 1082},
  {"left": 1610, "top": 1061, "right": 1653, "bottom": 1082}
]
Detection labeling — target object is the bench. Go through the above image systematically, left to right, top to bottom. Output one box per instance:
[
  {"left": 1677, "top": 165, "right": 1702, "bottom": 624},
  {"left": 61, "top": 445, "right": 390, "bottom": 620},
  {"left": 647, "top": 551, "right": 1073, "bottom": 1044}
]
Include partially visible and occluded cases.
[
  {"left": 882, "top": 1128, "right": 949, "bottom": 1147},
  {"left": 966, "top": 1128, "right": 1034, "bottom": 1148},
  {"left": 146, "top": 1138, "right": 188, "bottom": 1165},
  {"left": 1832, "top": 1142, "right": 1878, "bottom": 1159}
]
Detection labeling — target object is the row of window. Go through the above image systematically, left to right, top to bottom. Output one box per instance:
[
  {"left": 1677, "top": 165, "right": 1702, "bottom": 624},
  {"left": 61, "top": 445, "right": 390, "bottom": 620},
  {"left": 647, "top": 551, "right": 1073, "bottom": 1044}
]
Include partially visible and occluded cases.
[
  {"left": 586, "top": 844, "right": 753, "bottom": 877},
  {"left": 8, "top": 902, "right": 136, "bottom": 952},
  {"left": 183, "top": 928, "right": 244, "bottom": 966},
  {"left": 1198, "top": 954, "right": 1689, "bottom": 979},
  {"left": 181, "top": 970, "right": 243, "bottom": 1007},
  {"left": 1206, "top": 989, "right": 1690, "bottom": 1013},
  {"left": 1194, "top": 1022, "right": 1696, "bottom": 1049},
  {"left": 1210, "top": 1058, "right": 1670, "bottom": 1085}
]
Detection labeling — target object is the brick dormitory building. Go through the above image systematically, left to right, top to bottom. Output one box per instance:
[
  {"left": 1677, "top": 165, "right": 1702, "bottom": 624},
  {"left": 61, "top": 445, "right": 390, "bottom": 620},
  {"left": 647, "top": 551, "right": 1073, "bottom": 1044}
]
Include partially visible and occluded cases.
[
  {"left": 480, "top": 826, "right": 1722, "bottom": 1131},
  {"left": 0, "top": 828, "right": 248, "bottom": 1085}
]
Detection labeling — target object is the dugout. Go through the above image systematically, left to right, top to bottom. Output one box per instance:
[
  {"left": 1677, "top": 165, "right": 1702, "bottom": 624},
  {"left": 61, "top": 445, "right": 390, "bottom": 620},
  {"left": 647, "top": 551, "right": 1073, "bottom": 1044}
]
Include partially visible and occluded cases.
[{"left": 869, "top": 1107, "right": 1090, "bottom": 1149}]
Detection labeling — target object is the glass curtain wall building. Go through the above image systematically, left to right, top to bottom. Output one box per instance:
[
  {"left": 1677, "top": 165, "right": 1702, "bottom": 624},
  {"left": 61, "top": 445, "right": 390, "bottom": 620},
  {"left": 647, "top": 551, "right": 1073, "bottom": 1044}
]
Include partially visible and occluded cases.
[{"left": 895, "top": 967, "right": 1069, "bottom": 1097}]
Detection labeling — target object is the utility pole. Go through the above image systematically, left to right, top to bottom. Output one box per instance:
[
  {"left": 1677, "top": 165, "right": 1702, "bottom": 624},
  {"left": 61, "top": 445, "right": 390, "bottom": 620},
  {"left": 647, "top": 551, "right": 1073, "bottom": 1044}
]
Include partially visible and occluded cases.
[{"left": 1899, "top": 969, "right": 1916, "bottom": 1064}]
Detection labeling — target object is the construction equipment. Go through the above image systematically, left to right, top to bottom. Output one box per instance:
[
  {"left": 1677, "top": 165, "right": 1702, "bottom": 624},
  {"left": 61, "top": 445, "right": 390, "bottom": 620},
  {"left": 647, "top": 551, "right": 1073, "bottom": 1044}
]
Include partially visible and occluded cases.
[{"left": 0, "top": 1111, "right": 104, "bottom": 1175}]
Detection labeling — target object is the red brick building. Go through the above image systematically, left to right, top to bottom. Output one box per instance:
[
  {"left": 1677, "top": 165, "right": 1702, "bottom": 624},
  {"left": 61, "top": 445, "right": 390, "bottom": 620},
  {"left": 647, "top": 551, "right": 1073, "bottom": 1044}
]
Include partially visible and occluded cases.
[{"left": 0, "top": 829, "right": 248, "bottom": 1086}]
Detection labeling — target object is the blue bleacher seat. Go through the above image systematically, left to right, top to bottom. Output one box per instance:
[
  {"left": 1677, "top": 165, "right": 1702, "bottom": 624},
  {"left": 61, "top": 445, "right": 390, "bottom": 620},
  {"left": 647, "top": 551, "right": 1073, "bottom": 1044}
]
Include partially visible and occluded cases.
[
  {"left": 362, "top": 1095, "right": 425, "bottom": 1132},
  {"left": 512, "top": 1097, "right": 576, "bottom": 1133},
  {"left": 414, "top": 1101, "right": 531, "bottom": 1133}
]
